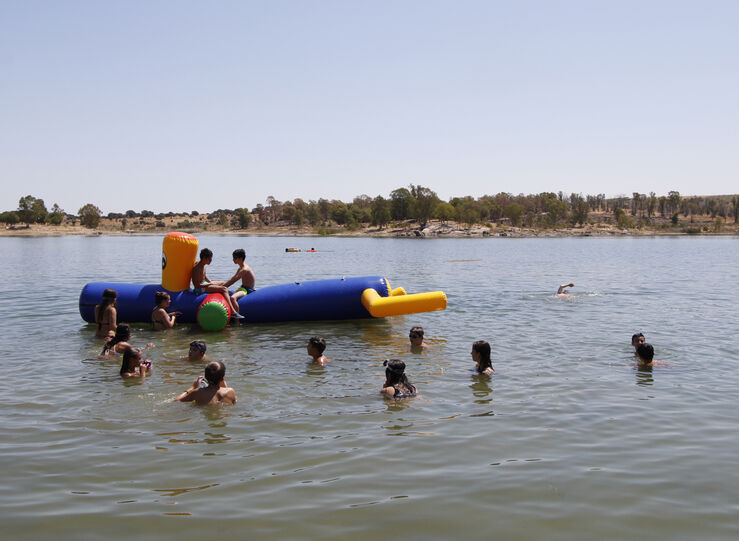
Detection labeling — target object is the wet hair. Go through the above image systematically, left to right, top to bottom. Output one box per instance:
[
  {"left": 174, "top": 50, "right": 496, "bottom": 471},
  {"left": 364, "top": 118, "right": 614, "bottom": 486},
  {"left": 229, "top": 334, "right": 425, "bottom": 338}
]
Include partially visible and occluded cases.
[
  {"left": 200, "top": 248, "right": 213, "bottom": 259},
  {"left": 232, "top": 248, "right": 245, "bottom": 260},
  {"left": 95, "top": 288, "right": 117, "bottom": 321},
  {"left": 154, "top": 291, "right": 170, "bottom": 306},
  {"left": 102, "top": 323, "right": 131, "bottom": 354},
  {"left": 409, "top": 326, "right": 424, "bottom": 338},
  {"left": 631, "top": 333, "right": 645, "bottom": 346},
  {"left": 308, "top": 336, "right": 326, "bottom": 354},
  {"left": 189, "top": 340, "right": 207, "bottom": 355},
  {"left": 473, "top": 340, "right": 493, "bottom": 373},
  {"left": 636, "top": 343, "right": 654, "bottom": 363},
  {"left": 120, "top": 347, "right": 141, "bottom": 376},
  {"left": 383, "top": 359, "right": 416, "bottom": 394},
  {"left": 204, "top": 361, "right": 226, "bottom": 386}
]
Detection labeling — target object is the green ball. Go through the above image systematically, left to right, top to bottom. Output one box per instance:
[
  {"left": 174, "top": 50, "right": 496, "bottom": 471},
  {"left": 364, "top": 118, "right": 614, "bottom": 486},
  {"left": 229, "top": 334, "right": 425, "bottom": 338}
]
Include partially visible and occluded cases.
[{"left": 197, "top": 301, "right": 229, "bottom": 331}]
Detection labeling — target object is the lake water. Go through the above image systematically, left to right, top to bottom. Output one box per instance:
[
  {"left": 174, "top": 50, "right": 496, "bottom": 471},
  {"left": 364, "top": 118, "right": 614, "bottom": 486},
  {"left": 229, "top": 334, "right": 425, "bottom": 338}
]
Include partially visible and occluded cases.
[{"left": 1, "top": 234, "right": 738, "bottom": 540}]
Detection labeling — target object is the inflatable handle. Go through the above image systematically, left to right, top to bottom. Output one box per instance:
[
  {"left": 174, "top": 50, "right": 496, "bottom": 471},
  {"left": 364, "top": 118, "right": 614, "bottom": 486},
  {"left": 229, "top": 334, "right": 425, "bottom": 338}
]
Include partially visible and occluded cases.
[
  {"left": 361, "top": 288, "right": 447, "bottom": 318},
  {"left": 197, "top": 293, "right": 232, "bottom": 331}
]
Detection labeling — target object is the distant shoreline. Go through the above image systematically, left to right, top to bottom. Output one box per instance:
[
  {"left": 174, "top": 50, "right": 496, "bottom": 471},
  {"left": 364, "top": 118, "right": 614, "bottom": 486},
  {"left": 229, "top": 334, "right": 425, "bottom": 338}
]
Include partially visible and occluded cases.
[{"left": 3, "top": 218, "right": 738, "bottom": 239}]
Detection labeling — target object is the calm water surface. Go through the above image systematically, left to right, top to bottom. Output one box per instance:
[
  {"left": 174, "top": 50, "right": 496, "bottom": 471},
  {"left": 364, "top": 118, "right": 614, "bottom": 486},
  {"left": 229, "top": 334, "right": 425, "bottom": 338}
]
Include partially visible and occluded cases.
[{"left": 1, "top": 235, "right": 738, "bottom": 540}]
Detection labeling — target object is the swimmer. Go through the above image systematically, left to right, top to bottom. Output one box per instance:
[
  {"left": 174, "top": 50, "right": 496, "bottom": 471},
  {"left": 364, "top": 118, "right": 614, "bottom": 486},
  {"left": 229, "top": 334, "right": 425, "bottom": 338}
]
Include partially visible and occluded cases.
[
  {"left": 192, "top": 248, "right": 243, "bottom": 319},
  {"left": 222, "top": 248, "right": 255, "bottom": 313},
  {"left": 557, "top": 283, "right": 575, "bottom": 296},
  {"left": 94, "top": 288, "right": 117, "bottom": 338},
  {"left": 151, "top": 291, "right": 181, "bottom": 330},
  {"left": 101, "top": 323, "right": 154, "bottom": 357},
  {"left": 409, "top": 326, "right": 428, "bottom": 352},
  {"left": 631, "top": 333, "right": 646, "bottom": 351},
  {"left": 307, "top": 336, "right": 328, "bottom": 365},
  {"left": 186, "top": 340, "right": 207, "bottom": 361},
  {"left": 471, "top": 340, "right": 494, "bottom": 376},
  {"left": 636, "top": 343, "right": 655, "bottom": 368},
  {"left": 119, "top": 347, "right": 151, "bottom": 378},
  {"left": 381, "top": 359, "right": 417, "bottom": 398},
  {"left": 174, "top": 361, "right": 237, "bottom": 405}
]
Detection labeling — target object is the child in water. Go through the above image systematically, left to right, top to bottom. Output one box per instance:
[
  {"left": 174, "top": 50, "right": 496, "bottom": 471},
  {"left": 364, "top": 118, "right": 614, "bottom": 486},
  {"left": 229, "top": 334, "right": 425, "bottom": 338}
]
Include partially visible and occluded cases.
[
  {"left": 95, "top": 288, "right": 117, "bottom": 339},
  {"left": 151, "top": 291, "right": 181, "bottom": 330},
  {"left": 101, "top": 323, "right": 154, "bottom": 357},
  {"left": 408, "top": 326, "right": 428, "bottom": 351},
  {"left": 631, "top": 333, "right": 646, "bottom": 351},
  {"left": 307, "top": 336, "right": 328, "bottom": 365},
  {"left": 186, "top": 340, "right": 207, "bottom": 361},
  {"left": 471, "top": 340, "right": 494, "bottom": 375},
  {"left": 636, "top": 343, "right": 655, "bottom": 368},
  {"left": 120, "top": 347, "right": 152, "bottom": 378},
  {"left": 381, "top": 360, "right": 417, "bottom": 398},
  {"left": 174, "top": 361, "right": 237, "bottom": 405}
]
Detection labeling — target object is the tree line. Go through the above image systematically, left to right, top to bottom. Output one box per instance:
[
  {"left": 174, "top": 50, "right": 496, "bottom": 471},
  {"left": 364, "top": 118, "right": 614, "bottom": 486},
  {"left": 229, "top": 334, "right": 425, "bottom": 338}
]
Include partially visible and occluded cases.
[{"left": 2, "top": 189, "right": 738, "bottom": 229}]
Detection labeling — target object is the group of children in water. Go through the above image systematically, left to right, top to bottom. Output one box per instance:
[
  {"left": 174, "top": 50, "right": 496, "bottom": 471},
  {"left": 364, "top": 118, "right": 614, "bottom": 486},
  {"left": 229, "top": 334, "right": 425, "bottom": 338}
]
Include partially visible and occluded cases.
[{"left": 94, "top": 268, "right": 657, "bottom": 406}]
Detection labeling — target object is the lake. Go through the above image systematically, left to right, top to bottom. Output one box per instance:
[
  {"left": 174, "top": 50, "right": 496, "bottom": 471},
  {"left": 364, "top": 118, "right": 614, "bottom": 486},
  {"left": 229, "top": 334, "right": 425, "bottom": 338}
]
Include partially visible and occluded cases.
[{"left": 1, "top": 234, "right": 738, "bottom": 540}]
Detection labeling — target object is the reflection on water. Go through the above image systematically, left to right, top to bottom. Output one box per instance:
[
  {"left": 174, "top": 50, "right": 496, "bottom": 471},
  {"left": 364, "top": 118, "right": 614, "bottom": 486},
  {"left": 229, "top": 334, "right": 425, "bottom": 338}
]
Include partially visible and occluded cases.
[{"left": 2, "top": 236, "right": 739, "bottom": 539}]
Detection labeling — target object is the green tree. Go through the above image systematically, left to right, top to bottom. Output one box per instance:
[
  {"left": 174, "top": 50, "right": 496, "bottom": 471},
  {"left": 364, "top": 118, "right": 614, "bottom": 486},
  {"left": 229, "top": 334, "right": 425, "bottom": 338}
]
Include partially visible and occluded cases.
[
  {"left": 409, "top": 184, "right": 439, "bottom": 228},
  {"left": 390, "top": 187, "right": 414, "bottom": 220},
  {"left": 668, "top": 191, "right": 681, "bottom": 215},
  {"left": 570, "top": 193, "right": 589, "bottom": 225},
  {"left": 17, "top": 195, "right": 48, "bottom": 224},
  {"left": 733, "top": 195, "right": 739, "bottom": 224},
  {"left": 371, "top": 196, "right": 391, "bottom": 227},
  {"left": 543, "top": 198, "right": 568, "bottom": 227},
  {"left": 331, "top": 202, "right": 349, "bottom": 225},
  {"left": 434, "top": 202, "right": 455, "bottom": 223},
  {"left": 504, "top": 202, "right": 524, "bottom": 226},
  {"left": 48, "top": 203, "right": 64, "bottom": 225},
  {"left": 78, "top": 203, "right": 102, "bottom": 228},
  {"left": 306, "top": 203, "right": 321, "bottom": 226},
  {"left": 614, "top": 207, "right": 634, "bottom": 229},
  {"left": 234, "top": 208, "right": 252, "bottom": 229},
  {"left": 0, "top": 211, "right": 20, "bottom": 224}
]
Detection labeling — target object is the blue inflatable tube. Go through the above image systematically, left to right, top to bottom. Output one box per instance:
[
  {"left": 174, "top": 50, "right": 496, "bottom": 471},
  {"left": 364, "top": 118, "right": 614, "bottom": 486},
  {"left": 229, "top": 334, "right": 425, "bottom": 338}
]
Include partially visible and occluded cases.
[{"left": 80, "top": 276, "right": 391, "bottom": 325}]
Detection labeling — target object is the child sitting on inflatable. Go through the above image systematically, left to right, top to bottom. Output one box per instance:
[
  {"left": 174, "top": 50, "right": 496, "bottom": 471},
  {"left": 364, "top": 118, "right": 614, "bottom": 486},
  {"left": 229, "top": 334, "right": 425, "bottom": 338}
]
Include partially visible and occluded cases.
[
  {"left": 191, "top": 248, "right": 244, "bottom": 319},
  {"left": 221, "top": 248, "right": 256, "bottom": 310}
]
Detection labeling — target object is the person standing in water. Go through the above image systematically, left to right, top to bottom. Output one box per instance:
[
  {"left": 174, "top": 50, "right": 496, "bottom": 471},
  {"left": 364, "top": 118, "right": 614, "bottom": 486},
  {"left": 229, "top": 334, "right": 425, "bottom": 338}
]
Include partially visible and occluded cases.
[
  {"left": 95, "top": 289, "right": 117, "bottom": 339},
  {"left": 152, "top": 291, "right": 181, "bottom": 330},
  {"left": 408, "top": 326, "right": 428, "bottom": 352},
  {"left": 307, "top": 336, "right": 328, "bottom": 365},
  {"left": 471, "top": 340, "right": 494, "bottom": 376},
  {"left": 381, "top": 360, "right": 417, "bottom": 398},
  {"left": 174, "top": 361, "right": 237, "bottom": 405}
]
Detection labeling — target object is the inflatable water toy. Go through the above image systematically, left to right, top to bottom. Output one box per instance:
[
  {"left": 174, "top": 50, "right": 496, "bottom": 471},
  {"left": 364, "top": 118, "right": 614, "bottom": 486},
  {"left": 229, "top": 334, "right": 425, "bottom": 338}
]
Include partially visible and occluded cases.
[
  {"left": 79, "top": 233, "right": 447, "bottom": 331},
  {"left": 285, "top": 247, "right": 301, "bottom": 252}
]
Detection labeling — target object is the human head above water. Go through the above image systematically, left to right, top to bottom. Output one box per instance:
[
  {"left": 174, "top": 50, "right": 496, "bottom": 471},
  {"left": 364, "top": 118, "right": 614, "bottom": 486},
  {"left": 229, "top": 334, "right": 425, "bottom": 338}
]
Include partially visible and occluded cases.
[
  {"left": 200, "top": 248, "right": 213, "bottom": 261},
  {"left": 232, "top": 248, "right": 245, "bottom": 261},
  {"left": 102, "top": 288, "right": 117, "bottom": 301},
  {"left": 154, "top": 291, "right": 170, "bottom": 306},
  {"left": 113, "top": 323, "right": 131, "bottom": 342},
  {"left": 409, "top": 326, "right": 424, "bottom": 340},
  {"left": 631, "top": 333, "right": 645, "bottom": 347},
  {"left": 308, "top": 336, "right": 326, "bottom": 355},
  {"left": 189, "top": 340, "right": 207, "bottom": 357},
  {"left": 472, "top": 340, "right": 493, "bottom": 372},
  {"left": 636, "top": 343, "right": 654, "bottom": 363},
  {"left": 120, "top": 347, "right": 142, "bottom": 376},
  {"left": 383, "top": 359, "right": 406, "bottom": 384},
  {"left": 204, "top": 361, "right": 226, "bottom": 386}
]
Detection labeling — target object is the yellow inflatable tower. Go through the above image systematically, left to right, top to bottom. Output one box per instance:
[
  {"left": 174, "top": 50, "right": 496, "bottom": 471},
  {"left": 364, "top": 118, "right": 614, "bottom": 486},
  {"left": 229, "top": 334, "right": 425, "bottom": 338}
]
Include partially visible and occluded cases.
[{"left": 162, "top": 232, "right": 199, "bottom": 291}]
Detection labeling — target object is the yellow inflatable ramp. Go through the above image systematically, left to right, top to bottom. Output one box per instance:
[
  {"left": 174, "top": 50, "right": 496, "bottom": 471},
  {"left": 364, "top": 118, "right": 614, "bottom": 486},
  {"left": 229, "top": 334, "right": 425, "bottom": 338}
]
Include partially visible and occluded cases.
[{"left": 361, "top": 287, "right": 447, "bottom": 318}]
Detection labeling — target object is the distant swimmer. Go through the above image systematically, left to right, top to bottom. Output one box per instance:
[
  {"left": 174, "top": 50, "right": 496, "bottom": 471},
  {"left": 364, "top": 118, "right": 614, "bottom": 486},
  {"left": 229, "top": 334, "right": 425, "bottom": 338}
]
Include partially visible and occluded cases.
[
  {"left": 192, "top": 248, "right": 244, "bottom": 319},
  {"left": 557, "top": 283, "right": 575, "bottom": 296},
  {"left": 409, "top": 326, "right": 428, "bottom": 352},
  {"left": 631, "top": 333, "right": 646, "bottom": 351},
  {"left": 307, "top": 336, "right": 328, "bottom": 365},
  {"left": 471, "top": 340, "right": 494, "bottom": 376},
  {"left": 381, "top": 360, "right": 417, "bottom": 398},
  {"left": 174, "top": 361, "right": 237, "bottom": 405}
]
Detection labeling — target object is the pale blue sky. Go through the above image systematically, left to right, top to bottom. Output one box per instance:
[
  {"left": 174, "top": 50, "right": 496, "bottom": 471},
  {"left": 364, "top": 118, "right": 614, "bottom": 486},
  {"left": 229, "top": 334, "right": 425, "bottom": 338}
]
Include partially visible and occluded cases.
[{"left": 1, "top": 1, "right": 737, "bottom": 214}]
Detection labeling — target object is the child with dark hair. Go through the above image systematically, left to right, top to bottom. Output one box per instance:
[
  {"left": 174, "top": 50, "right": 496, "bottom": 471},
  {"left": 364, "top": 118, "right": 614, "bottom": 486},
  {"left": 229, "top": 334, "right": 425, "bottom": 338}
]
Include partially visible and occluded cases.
[
  {"left": 191, "top": 248, "right": 243, "bottom": 318},
  {"left": 222, "top": 248, "right": 255, "bottom": 313},
  {"left": 95, "top": 288, "right": 117, "bottom": 338},
  {"left": 152, "top": 291, "right": 181, "bottom": 330},
  {"left": 101, "top": 323, "right": 154, "bottom": 357},
  {"left": 409, "top": 326, "right": 428, "bottom": 351},
  {"left": 631, "top": 333, "right": 646, "bottom": 350},
  {"left": 307, "top": 336, "right": 328, "bottom": 365},
  {"left": 186, "top": 340, "right": 207, "bottom": 361},
  {"left": 471, "top": 340, "right": 494, "bottom": 375},
  {"left": 636, "top": 343, "right": 655, "bottom": 368},
  {"left": 120, "top": 347, "right": 152, "bottom": 378},
  {"left": 381, "top": 360, "right": 417, "bottom": 398},
  {"left": 174, "top": 361, "right": 236, "bottom": 405}
]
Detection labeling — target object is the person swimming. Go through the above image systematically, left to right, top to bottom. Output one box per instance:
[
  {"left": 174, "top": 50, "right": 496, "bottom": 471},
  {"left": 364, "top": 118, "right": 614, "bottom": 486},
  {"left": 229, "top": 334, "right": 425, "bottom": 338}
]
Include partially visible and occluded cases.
[
  {"left": 557, "top": 283, "right": 575, "bottom": 296},
  {"left": 307, "top": 336, "right": 328, "bottom": 365},
  {"left": 471, "top": 340, "right": 494, "bottom": 376},
  {"left": 636, "top": 343, "right": 655, "bottom": 368},
  {"left": 119, "top": 347, "right": 151, "bottom": 378},
  {"left": 381, "top": 359, "right": 417, "bottom": 398},
  {"left": 174, "top": 361, "right": 237, "bottom": 405}
]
